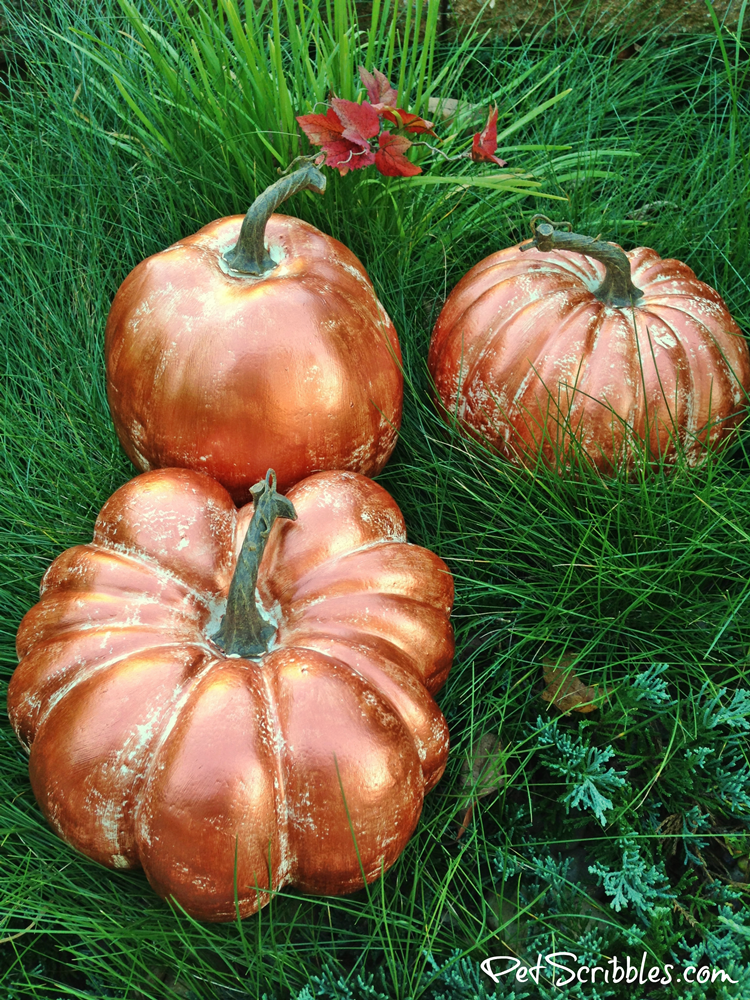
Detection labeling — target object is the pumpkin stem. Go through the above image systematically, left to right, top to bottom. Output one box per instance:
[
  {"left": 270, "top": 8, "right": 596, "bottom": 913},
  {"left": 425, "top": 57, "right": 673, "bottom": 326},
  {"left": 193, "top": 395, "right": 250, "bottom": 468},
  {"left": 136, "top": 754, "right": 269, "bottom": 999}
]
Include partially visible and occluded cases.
[
  {"left": 223, "top": 161, "right": 327, "bottom": 275},
  {"left": 519, "top": 215, "right": 644, "bottom": 308},
  {"left": 212, "top": 470, "right": 296, "bottom": 657}
]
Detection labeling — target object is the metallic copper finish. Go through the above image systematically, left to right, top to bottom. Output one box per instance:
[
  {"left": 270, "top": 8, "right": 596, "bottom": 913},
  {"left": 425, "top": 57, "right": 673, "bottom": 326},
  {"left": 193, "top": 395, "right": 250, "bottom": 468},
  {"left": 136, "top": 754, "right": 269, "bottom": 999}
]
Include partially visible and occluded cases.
[
  {"left": 105, "top": 214, "right": 403, "bottom": 503},
  {"left": 429, "top": 243, "right": 750, "bottom": 470},
  {"left": 8, "top": 469, "right": 454, "bottom": 922}
]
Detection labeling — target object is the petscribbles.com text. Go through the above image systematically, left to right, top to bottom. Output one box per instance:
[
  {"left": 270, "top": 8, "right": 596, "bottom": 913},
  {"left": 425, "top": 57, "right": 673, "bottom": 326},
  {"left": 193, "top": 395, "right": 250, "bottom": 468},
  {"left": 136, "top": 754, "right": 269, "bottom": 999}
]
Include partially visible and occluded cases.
[{"left": 480, "top": 951, "right": 739, "bottom": 988}]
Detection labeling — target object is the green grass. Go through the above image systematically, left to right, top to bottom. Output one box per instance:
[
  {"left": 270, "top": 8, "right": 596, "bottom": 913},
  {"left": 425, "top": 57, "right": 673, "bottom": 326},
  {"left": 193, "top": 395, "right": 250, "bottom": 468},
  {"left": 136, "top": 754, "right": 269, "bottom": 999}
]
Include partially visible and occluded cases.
[{"left": 2, "top": 0, "right": 750, "bottom": 997}]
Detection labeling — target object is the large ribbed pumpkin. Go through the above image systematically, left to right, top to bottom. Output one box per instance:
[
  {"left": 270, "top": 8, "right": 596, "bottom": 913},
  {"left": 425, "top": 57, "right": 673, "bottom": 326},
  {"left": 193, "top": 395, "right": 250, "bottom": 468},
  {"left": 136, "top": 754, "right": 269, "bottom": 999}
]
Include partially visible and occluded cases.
[
  {"left": 105, "top": 165, "right": 403, "bottom": 503},
  {"left": 428, "top": 216, "right": 750, "bottom": 470},
  {"left": 8, "top": 468, "right": 453, "bottom": 922}
]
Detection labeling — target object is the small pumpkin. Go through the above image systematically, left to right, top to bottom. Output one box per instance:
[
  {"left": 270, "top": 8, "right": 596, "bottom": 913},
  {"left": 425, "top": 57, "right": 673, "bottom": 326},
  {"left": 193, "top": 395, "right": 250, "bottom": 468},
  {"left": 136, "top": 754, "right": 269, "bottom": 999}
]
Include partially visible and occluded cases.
[
  {"left": 105, "top": 165, "right": 403, "bottom": 503},
  {"left": 428, "top": 216, "right": 750, "bottom": 471},
  {"left": 8, "top": 467, "right": 453, "bottom": 922}
]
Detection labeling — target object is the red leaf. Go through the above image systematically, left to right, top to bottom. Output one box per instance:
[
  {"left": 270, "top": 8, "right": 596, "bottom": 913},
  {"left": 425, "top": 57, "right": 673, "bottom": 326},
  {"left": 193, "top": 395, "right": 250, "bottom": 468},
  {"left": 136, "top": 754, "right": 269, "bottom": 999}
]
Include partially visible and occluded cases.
[
  {"left": 358, "top": 66, "right": 398, "bottom": 107},
  {"left": 331, "top": 97, "right": 381, "bottom": 141},
  {"left": 297, "top": 105, "right": 375, "bottom": 174},
  {"left": 470, "top": 106, "right": 508, "bottom": 167},
  {"left": 296, "top": 107, "right": 345, "bottom": 147},
  {"left": 379, "top": 107, "right": 437, "bottom": 136},
  {"left": 374, "top": 132, "right": 421, "bottom": 177},
  {"left": 325, "top": 141, "right": 376, "bottom": 174}
]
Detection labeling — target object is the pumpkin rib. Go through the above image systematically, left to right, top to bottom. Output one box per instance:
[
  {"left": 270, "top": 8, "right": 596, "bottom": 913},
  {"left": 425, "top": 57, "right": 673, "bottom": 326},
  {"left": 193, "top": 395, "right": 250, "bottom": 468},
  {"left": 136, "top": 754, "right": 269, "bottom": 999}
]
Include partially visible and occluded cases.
[
  {"left": 627, "top": 245, "right": 663, "bottom": 275},
  {"left": 526, "top": 250, "right": 602, "bottom": 289},
  {"left": 634, "top": 259, "right": 707, "bottom": 289},
  {"left": 427, "top": 261, "right": 573, "bottom": 364},
  {"left": 457, "top": 275, "right": 587, "bottom": 369},
  {"left": 639, "top": 284, "right": 725, "bottom": 302},
  {"left": 435, "top": 286, "right": 560, "bottom": 414},
  {"left": 458, "top": 295, "right": 599, "bottom": 445},
  {"left": 649, "top": 297, "right": 746, "bottom": 359},
  {"left": 507, "top": 299, "right": 601, "bottom": 407},
  {"left": 646, "top": 304, "right": 737, "bottom": 399},
  {"left": 640, "top": 307, "right": 745, "bottom": 460},
  {"left": 638, "top": 310, "right": 695, "bottom": 392},
  {"left": 614, "top": 313, "right": 691, "bottom": 460},
  {"left": 91, "top": 471, "right": 237, "bottom": 597},
  {"left": 256, "top": 475, "right": 409, "bottom": 606},
  {"left": 274, "top": 542, "right": 452, "bottom": 610},
  {"left": 83, "top": 543, "right": 221, "bottom": 614},
  {"left": 36, "top": 544, "right": 212, "bottom": 611},
  {"left": 97, "top": 559, "right": 217, "bottom": 617},
  {"left": 38, "top": 582, "right": 207, "bottom": 625},
  {"left": 16, "top": 591, "right": 207, "bottom": 656},
  {"left": 284, "top": 591, "right": 454, "bottom": 680},
  {"left": 280, "top": 625, "right": 451, "bottom": 696},
  {"left": 9, "top": 632, "right": 216, "bottom": 750},
  {"left": 281, "top": 633, "right": 449, "bottom": 789},
  {"left": 281, "top": 637, "right": 437, "bottom": 739},
  {"left": 25, "top": 638, "right": 216, "bottom": 729},
  {"left": 29, "top": 644, "right": 217, "bottom": 870},
  {"left": 266, "top": 645, "right": 424, "bottom": 896},
  {"left": 132, "top": 650, "right": 235, "bottom": 836},
  {"left": 256, "top": 653, "right": 293, "bottom": 887},
  {"left": 133, "top": 659, "right": 283, "bottom": 920}
]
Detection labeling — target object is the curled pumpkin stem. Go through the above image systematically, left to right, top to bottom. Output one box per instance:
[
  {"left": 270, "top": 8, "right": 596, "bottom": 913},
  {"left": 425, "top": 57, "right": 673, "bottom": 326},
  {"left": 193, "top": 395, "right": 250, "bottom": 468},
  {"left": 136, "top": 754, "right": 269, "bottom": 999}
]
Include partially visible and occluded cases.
[
  {"left": 224, "top": 162, "right": 327, "bottom": 275},
  {"left": 519, "top": 214, "right": 644, "bottom": 309},
  {"left": 213, "top": 470, "right": 296, "bottom": 657}
]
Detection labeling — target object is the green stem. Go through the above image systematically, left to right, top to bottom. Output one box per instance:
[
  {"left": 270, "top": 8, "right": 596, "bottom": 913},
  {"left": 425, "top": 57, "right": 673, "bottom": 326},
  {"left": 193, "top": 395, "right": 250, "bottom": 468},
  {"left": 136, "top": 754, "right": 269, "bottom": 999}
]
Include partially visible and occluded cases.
[
  {"left": 223, "top": 162, "right": 327, "bottom": 275},
  {"left": 519, "top": 215, "right": 644, "bottom": 308},
  {"left": 212, "top": 470, "right": 296, "bottom": 657}
]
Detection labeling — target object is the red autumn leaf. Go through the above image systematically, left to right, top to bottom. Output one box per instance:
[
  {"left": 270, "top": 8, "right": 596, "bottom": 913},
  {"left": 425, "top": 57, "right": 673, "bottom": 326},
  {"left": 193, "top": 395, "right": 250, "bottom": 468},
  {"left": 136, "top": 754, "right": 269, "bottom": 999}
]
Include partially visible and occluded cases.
[
  {"left": 358, "top": 66, "right": 398, "bottom": 107},
  {"left": 330, "top": 97, "right": 381, "bottom": 141},
  {"left": 297, "top": 105, "right": 375, "bottom": 175},
  {"left": 379, "top": 106, "right": 437, "bottom": 136},
  {"left": 471, "top": 106, "right": 508, "bottom": 167},
  {"left": 296, "top": 107, "right": 345, "bottom": 147},
  {"left": 374, "top": 132, "right": 422, "bottom": 177},
  {"left": 327, "top": 141, "right": 376, "bottom": 174}
]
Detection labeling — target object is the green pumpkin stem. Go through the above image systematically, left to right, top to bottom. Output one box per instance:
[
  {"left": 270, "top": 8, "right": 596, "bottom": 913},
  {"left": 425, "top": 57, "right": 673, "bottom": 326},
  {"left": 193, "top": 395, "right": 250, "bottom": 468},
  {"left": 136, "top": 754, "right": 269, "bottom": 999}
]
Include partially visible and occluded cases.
[
  {"left": 223, "top": 161, "right": 327, "bottom": 275},
  {"left": 519, "top": 215, "right": 644, "bottom": 308},
  {"left": 212, "top": 469, "right": 296, "bottom": 657}
]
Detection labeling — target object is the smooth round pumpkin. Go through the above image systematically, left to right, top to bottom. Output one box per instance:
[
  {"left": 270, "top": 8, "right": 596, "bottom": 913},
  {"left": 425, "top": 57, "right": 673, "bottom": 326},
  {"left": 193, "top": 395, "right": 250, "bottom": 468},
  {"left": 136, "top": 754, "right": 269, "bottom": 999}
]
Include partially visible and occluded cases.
[
  {"left": 105, "top": 165, "right": 403, "bottom": 503},
  {"left": 428, "top": 217, "right": 750, "bottom": 471},
  {"left": 8, "top": 468, "right": 454, "bottom": 922}
]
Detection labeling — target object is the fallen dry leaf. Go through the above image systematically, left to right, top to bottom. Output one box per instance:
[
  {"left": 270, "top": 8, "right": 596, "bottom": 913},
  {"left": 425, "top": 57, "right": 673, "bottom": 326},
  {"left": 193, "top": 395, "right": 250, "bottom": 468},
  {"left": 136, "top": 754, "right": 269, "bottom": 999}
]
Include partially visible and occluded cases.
[
  {"left": 426, "top": 96, "right": 477, "bottom": 120},
  {"left": 541, "top": 656, "right": 608, "bottom": 714},
  {"left": 456, "top": 732, "right": 505, "bottom": 839}
]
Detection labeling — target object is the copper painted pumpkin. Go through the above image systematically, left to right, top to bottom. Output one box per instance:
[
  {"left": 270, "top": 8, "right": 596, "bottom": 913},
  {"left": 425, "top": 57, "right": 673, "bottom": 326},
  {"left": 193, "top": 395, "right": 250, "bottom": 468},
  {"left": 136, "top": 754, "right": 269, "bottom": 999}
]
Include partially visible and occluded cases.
[
  {"left": 105, "top": 165, "right": 403, "bottom": 503},
  {"left": 428, "top": 216, "right": 750, "bottom": 470},
  {"left": 8, "top": 468, "right": 453, "bottom": 922}
]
